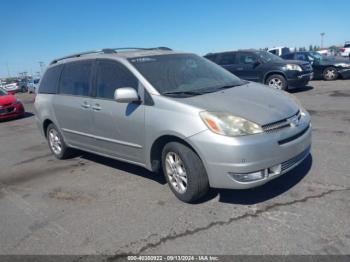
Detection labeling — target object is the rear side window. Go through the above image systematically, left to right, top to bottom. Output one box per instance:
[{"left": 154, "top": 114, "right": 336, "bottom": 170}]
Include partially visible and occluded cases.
[
  {"left": 218, "top": 53, "right": 236, "bottom": 65},
  {"left": 238, "top": 53, "right": 257, "bottom": 64},
  {"left": 95, "top": 60, "right": 138, "bottom": 99},
  {"left": 59, "top": 61, "right": 93, "bottom": 96},
  {"left": 38, "top": 65, "right": 62, "bottom": 94}
]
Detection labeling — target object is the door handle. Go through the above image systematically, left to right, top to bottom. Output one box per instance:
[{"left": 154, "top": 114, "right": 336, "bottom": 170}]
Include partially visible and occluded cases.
[
  {"left": 237, "top": 67, "right": 244, "bottom": 70},
  {"left": 92, "top": 104, "right": 101, "bottom": 111}
]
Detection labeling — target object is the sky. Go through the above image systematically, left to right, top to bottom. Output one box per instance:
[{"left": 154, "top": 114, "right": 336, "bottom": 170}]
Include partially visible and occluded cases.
[{"left": 0, "top": 0, "right": 349, "bottom": 78}]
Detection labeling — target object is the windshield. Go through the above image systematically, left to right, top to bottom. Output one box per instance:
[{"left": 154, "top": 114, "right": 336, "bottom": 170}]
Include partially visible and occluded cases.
[
  {"left": 255, "top": 51, "right": 284, "bottom": 63},
  {"left": 308, "top": 52, "right": 323, "bottom": 61},
  {"left": 129, "top": 54, "right": 244, "bottom": 96},
  {"left": 0, "top": 89, "right": 7, "bottom": 96}
]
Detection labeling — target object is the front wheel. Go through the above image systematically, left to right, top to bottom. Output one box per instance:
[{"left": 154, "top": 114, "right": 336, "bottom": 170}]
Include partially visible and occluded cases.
[
  {"left": 323, "top": 67, "right": 338, "bottom": 81},
  {"left": 266, "top": 74, "right": 288, "bottom": 90},
  {"left": 46, "top": 123, "right": 74, "bottom": 159},
  {"left": 162, "top": 142, "right": 209, "bottom": 203}
]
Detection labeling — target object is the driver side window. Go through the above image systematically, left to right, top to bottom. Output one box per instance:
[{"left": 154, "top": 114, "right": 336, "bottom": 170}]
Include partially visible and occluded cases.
[
  {"left": 295, "top": 54, "right": 307, "bottom": 61},
  {"left": 95, "top": 60, "right": 138, "bottom": 99}
]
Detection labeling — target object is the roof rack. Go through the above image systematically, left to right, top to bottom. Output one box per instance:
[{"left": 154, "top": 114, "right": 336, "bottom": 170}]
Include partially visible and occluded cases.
[{"left": 50, "top": 47, "right": 172, "bottom": 64}]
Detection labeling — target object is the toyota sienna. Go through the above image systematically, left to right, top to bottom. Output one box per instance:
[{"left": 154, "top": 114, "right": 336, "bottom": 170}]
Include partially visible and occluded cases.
[{"left": 34, "top": 47, "right": 312, "bottom": 203}]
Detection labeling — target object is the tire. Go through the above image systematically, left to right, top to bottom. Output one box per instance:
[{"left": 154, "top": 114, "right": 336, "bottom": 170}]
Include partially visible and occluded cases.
[
  {"left": 323, "top": 67, "right": 338, "bottom": 81},
  {"left": 265, "top": 74, "right": 288, "bottom": 90},
  {"left": 21, "top": 86, "right": 26, "bottom": 93},
  {"left": 46, "top": 123, "right": 74, "bottom": 159},
  {"left": 162, "top": 142, "right": 209, "bottom": 203}
]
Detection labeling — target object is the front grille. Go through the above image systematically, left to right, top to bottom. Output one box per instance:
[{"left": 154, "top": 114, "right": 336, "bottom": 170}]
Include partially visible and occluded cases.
[
  {"left": 301, "top": 63, "right": 312, "bottom": 71},
  {"left": 0, "top": 107, "right": 15, "bottom": 114},
  {"left": 262, "top": 111, "right": 301, "bottom": 133},
  {"left": 278, "top": 125, "right": 310, "bottom": 145},
  {"left": 281, "top": 146, "right": 310, "bottom": 172}
]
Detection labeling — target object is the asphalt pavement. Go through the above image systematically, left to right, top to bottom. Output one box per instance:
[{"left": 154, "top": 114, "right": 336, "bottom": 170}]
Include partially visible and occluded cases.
[{"left": 0, "top": 80, "right": 349, "bottom": 257}]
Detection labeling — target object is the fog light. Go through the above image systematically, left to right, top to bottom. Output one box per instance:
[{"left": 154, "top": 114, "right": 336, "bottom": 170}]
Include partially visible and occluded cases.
[
  {"left": 269, "top": 164, "right": 282, "bottom": 175},
  {"left": 229, "top": 170, "right": 266, "bottom": 182}
]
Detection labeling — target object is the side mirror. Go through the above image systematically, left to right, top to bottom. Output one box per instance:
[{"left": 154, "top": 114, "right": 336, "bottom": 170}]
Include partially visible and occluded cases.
[
  {"left": 253, "top": 60, "right": 261, "bottom": 67},
  {"left": 114, "top": 87, "right": 140, "bottom": 103}
]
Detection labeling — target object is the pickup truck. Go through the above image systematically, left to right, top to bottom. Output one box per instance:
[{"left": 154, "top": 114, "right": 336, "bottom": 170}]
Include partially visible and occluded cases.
[{"left": 340, "top": 42, "right": 350, "bottom": 58}]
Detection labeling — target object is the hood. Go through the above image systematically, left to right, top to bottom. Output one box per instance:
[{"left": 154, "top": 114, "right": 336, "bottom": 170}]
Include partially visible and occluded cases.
[
  {"left": 319, "top": 56, "right": 350, "bottom": 65},
  {"left": 172, "top": 82, "right": 299, "bottom": 125},
  {"left": 0, "top": 94, "right": 17, "bottom": 106}
]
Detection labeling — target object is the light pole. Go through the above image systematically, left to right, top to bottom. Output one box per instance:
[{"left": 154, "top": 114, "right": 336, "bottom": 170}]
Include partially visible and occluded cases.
[
  {"left": 320, "top": 32, "right": 325, "bottom": 49},
  {"left": 38, "top": 61, "right": 45, "bottom": 76}
]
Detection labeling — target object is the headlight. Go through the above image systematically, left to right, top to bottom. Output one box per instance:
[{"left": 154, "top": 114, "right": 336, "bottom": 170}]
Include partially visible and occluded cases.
[
  {"left": 335, "top": 63, "right": 350, "bottom": 68},
  {"left": 283, "top": 64, "right": 303, "bottom": 71},
  {"left": 200, "top": 112, "right": 263, "bottom": 137}
]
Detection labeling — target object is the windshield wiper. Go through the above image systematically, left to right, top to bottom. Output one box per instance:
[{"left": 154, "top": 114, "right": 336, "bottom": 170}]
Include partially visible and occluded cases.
[
  {"left": 213, "top": 81, "right": 249, "bottom": 91},
  {"left": 162, "top": 91, "right": 204, "bottom": 96}
]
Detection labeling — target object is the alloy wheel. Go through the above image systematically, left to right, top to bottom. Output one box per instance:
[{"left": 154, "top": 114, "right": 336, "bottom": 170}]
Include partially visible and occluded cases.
[
  {"left": 325, "top": 69, "right": 336, "bottom": 80},
  {"left": 268, "top": 78, "right": 283, "bottom": 89},
  {"left": 48, "top": 128, "right": 62, "bottom": 155},
  {"left": 165, "top": 152, "right": 188, "bottom": 194}
]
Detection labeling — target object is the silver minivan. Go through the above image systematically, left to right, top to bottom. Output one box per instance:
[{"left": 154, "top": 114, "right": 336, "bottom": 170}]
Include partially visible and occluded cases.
[{"left": 34, "top": 47, "right": 311, "bottom": 203}]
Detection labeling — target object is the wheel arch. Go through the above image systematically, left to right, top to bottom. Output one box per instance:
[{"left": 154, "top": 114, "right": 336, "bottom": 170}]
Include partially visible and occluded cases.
[
  {"left": 263, "top": 71, "right": 287, "bottom": 84},
  {"left": 42, "top": 119, "right": 54, "bottom": 138},
  {"left": 149, "top": 134, "right": 201, "bottom": 173}
]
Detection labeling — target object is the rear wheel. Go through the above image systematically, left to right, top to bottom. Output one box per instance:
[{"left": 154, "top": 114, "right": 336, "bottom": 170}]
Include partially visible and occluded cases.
[
  {"left": 323, "top": 67, "right": 338, "bottom": 81},
  {"left": 266, "top": 74, "right": 288, "bottom": 90},
  {"left": 46, "top": 123, "right": 74, "bottom": 159},
  {"left": 162, "top": 142, "right": 209, "bottom": 203}
]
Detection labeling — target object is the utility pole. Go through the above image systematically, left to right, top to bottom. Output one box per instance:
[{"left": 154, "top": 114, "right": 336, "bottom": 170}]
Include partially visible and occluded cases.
[{"left": 320, "top": 32, "right": 325, "bottom": 48}]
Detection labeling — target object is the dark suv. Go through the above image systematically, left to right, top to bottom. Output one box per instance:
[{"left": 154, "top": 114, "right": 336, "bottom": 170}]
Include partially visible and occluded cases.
[
  {"left": 204, "top": 50, "right": 313, "bottom": 90},
  {"left": 281, "top": 51, "right": 350, "bottom": 81}
]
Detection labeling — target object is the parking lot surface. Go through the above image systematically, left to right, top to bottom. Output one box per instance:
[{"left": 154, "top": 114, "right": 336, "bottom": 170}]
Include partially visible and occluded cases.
[{"left": 0, "top": 80, "right": 350, "bottom": 256}]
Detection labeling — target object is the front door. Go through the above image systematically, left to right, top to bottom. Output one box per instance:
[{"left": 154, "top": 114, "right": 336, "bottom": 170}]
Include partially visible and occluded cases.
[
  {"left": 236, "top": 52, "right": 261, "bottom": 82},
  {"left": 90, "top": 59, "right": 145, "bottom": 164}
]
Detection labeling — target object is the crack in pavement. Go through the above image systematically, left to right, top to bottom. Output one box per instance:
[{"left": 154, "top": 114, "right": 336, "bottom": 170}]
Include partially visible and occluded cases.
[{"left": 107, "top": 187, "right": 350, "bottom": 260}]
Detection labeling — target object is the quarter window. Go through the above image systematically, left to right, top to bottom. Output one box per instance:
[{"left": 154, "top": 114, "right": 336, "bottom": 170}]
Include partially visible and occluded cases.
[
  {"left": 59, "top": 61, "right": 92, "bottom": 96},
  {"left": 96, "top": 61, "right": 138, "bottom": 99},
  {"left": 38, "top": 65, "right": 62, "bottom": 94}
]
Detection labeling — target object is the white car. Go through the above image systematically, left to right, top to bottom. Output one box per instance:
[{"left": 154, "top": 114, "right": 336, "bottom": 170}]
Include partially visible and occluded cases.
[
  {"left": 340, "top": 42, "right": 350, "bottom": 58},
  {"left": 268, "top": 46, "right": 292, "bottom": 56},
  {"left": 317, "top": 49, "right": 330, "bottom": 56},
  {"left": 28, "top": 79, "right": 40, "bottom": 93},
  {"left": 3, "top": 81, "right": 21, "bottom": 93}
]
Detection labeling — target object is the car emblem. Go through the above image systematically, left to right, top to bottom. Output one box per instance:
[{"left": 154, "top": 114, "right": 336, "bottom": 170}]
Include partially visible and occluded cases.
[{"left": 289, "top": 116, "right": 300, "bottom": 127}]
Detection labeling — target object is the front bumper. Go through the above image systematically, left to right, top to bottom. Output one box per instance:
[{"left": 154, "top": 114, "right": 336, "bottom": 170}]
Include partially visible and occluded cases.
[
  {"left": 338, "top": 68, "right": 350, "bottom": 79},
  {"left": 287, "top": 72, "right": 313, "bottom": 88},
  {"left": 0, "top": 103, "right": 25, "bottom": 120},
  {"left": 187, "top": 114, "right": 312, "bottom": 189}
]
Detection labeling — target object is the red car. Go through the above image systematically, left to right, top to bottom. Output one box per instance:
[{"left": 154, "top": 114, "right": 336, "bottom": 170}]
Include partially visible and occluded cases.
[{"left": 0, "top": 88, "right": 25, "bottom": 120}]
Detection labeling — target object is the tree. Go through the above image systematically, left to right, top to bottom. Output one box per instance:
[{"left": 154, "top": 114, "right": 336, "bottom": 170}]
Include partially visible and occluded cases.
[{"left": 309, "top": 45, "right": 313, "bottom": 51}]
